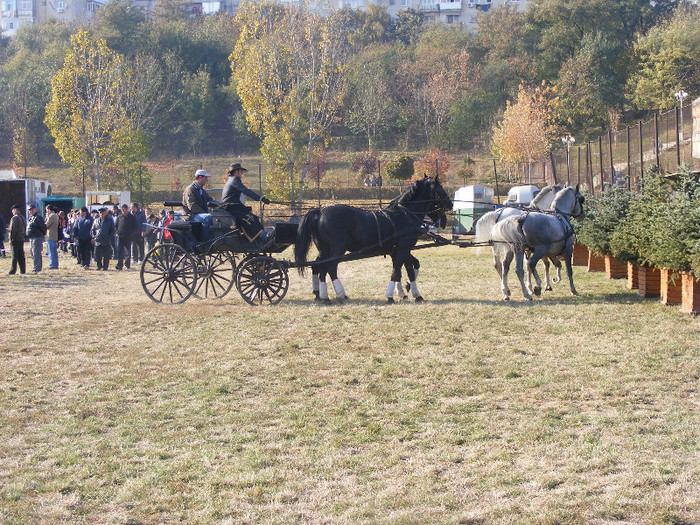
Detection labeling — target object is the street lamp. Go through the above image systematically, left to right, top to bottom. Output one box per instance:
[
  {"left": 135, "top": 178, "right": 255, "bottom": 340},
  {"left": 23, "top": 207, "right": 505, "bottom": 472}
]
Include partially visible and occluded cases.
[
  {"left": 675, "top": 89, "right": 688, "bottom": 142},
  {"left": 561, "top": 135, "right": 576, "bottom": 185}
]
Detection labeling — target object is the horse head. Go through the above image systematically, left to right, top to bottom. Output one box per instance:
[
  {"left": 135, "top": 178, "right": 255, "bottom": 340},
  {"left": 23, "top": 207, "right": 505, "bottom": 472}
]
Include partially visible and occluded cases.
[
  {"left": 427, "top": 175, "right": 452, "bottom": 222},
  {"left": 552, "top": 185, "right": 585, "bottom": 220}
]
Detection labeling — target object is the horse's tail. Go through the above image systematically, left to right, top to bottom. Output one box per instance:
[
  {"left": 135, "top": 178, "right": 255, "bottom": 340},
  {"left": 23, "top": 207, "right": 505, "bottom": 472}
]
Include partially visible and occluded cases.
[
  {"left": 295, "top": 207, "right": 321, "bottom": 276},
  {"left": 491, "top": 215, "right": 526, "bottom": 254}
]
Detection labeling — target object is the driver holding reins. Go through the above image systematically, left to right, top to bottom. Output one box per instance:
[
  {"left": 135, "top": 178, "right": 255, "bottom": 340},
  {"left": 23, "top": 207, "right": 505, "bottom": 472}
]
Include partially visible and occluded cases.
[{"left": 221, "top": 163, "right": 273, "bottom": 250}]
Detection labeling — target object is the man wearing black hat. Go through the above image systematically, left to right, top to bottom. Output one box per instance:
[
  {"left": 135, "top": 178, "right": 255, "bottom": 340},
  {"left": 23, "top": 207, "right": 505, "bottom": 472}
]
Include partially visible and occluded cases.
[
  {"left": 221, "top": 163, "right": 272, "bottom": 248},
  {"left": 7, "top": 204, "right": 26, "bottom": 275}
]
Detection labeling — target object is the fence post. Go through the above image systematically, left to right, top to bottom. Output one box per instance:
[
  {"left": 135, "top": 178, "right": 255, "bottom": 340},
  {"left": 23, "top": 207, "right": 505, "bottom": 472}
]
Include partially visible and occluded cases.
[
  {"left": 675, "top": 106, "right": 681, "bottom": 167},
  {"left": 654, "top": 112, "right": 660, "bottom": 169},
  {"left": 639, "top": 120, "right": 644, "bottom": 179},
  {"left": 626, "top": 126, "right": 631, "bottom": 191},
  {"left": 608, "top": 130, "right": 614, "bottom": 185},
  {"left": 598, "top": 135, "right": 604, "bottom": 190},
  {"left": 585, "top": 142, "right": 590, "bottom": 195},
  {"left": 577, "top": 145, "right": 581, "bottom": 186},
  {"left": 550, "top": 151, "right": 558, "bottom": 185},
  {"left": 378, "top": 159, "right": 382, "bottom": 209}
]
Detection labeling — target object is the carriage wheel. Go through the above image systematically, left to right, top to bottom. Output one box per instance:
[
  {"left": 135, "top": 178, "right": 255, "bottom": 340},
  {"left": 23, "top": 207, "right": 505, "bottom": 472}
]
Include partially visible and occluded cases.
[
  {"left": 141, "top": 244, "right": 198, "bottom": 304},
  {"left": 193, "top": 250, "right": 236, "bottom": 300},
  {"left": 235, "top": 255, "right": 289, "bottom": 306}
]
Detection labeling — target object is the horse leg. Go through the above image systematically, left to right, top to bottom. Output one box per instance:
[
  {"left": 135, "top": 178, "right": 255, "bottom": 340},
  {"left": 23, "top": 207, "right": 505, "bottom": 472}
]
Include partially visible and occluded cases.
[
  {"left": 514, "top": 248, "right": 534, "bottom": 301},
  {"left": 526, "top": 248, "right": 547, "bottom": 298},
  {"left": 500, "top": 249, "right": 514, "bottom": 301},
  {"left": 563, "top": 251, "right": 579, "bottom": 296},
  {"left": 404, "top": 253, "right": 423, "bottom": 302},
  {"left": 316, "top": 254, "right": 332, "bottom": 305},
  {"left": 403, "top": 255, "right": 419, "bottom": 297},
  {"left": 550, "top": 256, "right": 562, "bottom": 285},
  {"left": 542, "top": 257, "right": 552, "bottom": 292},
  {"left": 327, "top": 259, "right": 348, "bottom": 304},
  {"left": 386, "top": 259, "right": 402, "bottom": 304}
]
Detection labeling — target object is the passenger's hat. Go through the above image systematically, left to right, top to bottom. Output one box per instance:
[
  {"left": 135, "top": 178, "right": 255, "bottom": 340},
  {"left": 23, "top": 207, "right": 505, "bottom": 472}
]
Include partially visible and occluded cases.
[
  {"left": 228, "top": 163, "right": 247, "bottom": 173},
  {"left": 195, "top": 169, "right": 211, "bottom": 178},
  {"left": 11, "top": 204, "right": 21, "bottom": 211},
  {"left": 27, "top": 204, "right": 36, "bottom": 210},
  {"left": 98, "top": 207, "right": 107, "bottom": 213}
]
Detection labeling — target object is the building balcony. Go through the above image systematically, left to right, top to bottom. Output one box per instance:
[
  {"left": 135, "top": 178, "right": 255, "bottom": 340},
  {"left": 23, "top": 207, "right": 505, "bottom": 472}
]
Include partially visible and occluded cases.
[{"left": 418, "top": 0, "right": 461, "bottom": 12}]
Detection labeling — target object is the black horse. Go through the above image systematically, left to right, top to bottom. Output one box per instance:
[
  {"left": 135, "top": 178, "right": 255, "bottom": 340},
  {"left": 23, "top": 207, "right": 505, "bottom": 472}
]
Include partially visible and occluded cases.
[{"left": 294, "top": 175, "right": 452, "bottom": 303}]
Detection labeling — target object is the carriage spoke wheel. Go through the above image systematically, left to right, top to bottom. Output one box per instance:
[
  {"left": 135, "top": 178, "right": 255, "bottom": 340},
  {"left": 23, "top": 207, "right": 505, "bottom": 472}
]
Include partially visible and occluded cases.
[
  {"left": 141, "top": 244, "right": 198, "bottom": 304},
  {"left": 193, "top": 250, "right": 236, "bottom": 300},
  {"left": 235, "top": 255, "right": 289, "bottom": 306}
]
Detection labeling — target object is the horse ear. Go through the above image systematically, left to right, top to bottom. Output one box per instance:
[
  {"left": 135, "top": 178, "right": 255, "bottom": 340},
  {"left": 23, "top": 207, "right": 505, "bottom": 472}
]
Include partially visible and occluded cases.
[
  {"left": 435, "top": 174, "right": 440, "bottom": 183},
  {"left": 576, "top": 184, "right": 580, "bottom": 192}
]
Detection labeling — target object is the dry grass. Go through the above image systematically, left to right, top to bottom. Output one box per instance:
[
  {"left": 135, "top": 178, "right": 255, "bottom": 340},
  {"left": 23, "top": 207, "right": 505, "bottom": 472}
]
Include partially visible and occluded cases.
[{"left": 1, "top": 246, "right": 699, "bottom": 525}]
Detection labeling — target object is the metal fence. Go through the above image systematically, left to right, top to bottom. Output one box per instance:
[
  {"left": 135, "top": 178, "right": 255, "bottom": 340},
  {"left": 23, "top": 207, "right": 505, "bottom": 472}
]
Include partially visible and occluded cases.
[{"left": 550, "top": 105, "right": 696, "bottom": 195}]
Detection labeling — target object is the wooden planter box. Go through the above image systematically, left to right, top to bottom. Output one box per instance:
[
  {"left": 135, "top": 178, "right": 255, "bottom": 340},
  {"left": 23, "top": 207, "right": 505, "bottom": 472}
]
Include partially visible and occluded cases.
[
  {"left": 572, "top": 244, "right": 588, "bottom": 266},
  {"left": 587, "top": 251, "right": 605, "bottom": 272},
  {"left": 605, "top": 254, "right": 627, "bottom": 279},
  {"left": 627, "top": 262, "right": 639, "bottom": 290},
  {"left": 637, "top": 266, "right": 661, "bottom": 297},
  {"left": 660, "top": 268, "right": 682, "bottom": 305},
  {"left": 681, "top": 272, "right": 700, "bottom": 315}
]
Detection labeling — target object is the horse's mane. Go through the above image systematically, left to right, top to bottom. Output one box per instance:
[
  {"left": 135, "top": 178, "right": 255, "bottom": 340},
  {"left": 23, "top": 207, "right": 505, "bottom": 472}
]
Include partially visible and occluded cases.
[
  {"left": 391, "top": 179, "right": 421, "bottom": 207},
  {"left": 551, "top": 186, "right": 575, "bottom": 213}
]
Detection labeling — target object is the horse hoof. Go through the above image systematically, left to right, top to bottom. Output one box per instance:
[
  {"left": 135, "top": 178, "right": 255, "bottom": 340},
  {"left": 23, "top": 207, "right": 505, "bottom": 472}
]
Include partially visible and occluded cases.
[
  {"left": 545, "top": 285, "right": 553, "bottom": 292},
  {"left": 533, "top": 286, "right": 542, "bottom": 296},
  {"left": 314, "top": 295, "right": 321, "bottom": 302},
  {"left": 401, "top": 295, "right": 409, "bottom": 301},
  {"left": 525, "top": 295, "right": 533, "bottom": 301},
  {"left": 337, "top": 296, "right": 347, "bottom": 305},
  {"left": 415, "top": 296, "right": 424, "bottom": 303},
  {"left": 502, "top": 296, "right": 510, "bottom": 302},
  {"left": 322, "top": 298, "right": 332, "bottom": 305},
  {"left": 387, "top": 298, "right": 395, "bottom": 304}
]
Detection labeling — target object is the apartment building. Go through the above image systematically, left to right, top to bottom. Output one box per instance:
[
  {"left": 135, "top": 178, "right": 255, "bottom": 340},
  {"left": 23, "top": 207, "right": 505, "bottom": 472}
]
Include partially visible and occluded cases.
[{"left": 1, "top": 0, "right": 528, "bottom": 38}]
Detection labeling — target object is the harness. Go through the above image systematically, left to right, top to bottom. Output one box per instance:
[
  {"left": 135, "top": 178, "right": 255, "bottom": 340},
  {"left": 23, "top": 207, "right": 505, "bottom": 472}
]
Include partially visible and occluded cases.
[
  {"left": 372, "top": 209, "right": 398, "bottom": 250},
  {"left": 517, "top": 210, "right": 575, "bottom": 253}
]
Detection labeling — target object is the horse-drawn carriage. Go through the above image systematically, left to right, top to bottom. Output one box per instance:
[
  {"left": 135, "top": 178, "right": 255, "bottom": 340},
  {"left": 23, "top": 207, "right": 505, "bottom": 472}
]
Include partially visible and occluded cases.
[
  {"left": 141, "top": 176, "right": 453, "bottom": 306},
  {"left": 140, "top": 203, "right": 299, "bottom": 305}
]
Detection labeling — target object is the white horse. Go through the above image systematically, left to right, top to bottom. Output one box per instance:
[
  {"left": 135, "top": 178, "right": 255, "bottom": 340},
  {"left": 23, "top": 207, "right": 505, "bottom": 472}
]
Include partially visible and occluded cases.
[
  {"left": 475, "top": 185, "right": 563, "bottom": 292},
  {"left": 488, "top": 185, "right": 586, "bottom": 301}
]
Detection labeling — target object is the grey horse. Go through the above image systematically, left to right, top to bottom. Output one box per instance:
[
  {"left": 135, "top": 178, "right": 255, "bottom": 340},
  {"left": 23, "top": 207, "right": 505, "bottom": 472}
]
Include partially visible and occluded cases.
[
  {"left": 475, "top": 184, "right": 563, "bottom": 291},
  {"left": 488, "top": 185, "right": 586, "bottom": 301}
]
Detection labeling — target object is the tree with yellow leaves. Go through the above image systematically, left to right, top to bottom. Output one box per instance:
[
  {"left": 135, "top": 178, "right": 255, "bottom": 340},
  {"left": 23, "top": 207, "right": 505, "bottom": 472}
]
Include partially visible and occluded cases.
[
  {"left": 231, "top": 1, "right": 350, "bottom": 210},
  {"left": 45, "top": 30, "right": 147, "bottom": 191},
  {"left": 492, "top": 84, "right": 551, "bottom": 183}
]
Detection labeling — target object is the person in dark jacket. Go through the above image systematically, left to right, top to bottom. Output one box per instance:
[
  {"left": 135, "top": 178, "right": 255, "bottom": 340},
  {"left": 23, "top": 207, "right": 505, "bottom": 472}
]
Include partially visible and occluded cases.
[
  {"left": 221, "top": 163, "right": 272, "bottom": 248},
  {"left": 131, "top": 203, "right": 147, "bottom": 263},
  {"left": 7, "top": 204, "right": 26, "bottom": 274},
  {"left": 26, "top": 204, "right": 46, "bottom": 273},
  {"left": 114, "top": 204, "right": 138, "bottom": 270},
  {"left": 73, "top": 206, "right": 94, "bottom": 269},
  {"left": 91, "top": 207, "right": 115, "bottom": 270},
  {"left": 0, "top": 212, "right": 6, "bottom": 257}
]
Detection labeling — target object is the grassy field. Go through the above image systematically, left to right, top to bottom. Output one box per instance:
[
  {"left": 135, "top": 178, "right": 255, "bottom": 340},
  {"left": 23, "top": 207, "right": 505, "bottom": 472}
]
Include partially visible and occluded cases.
[{"left": 1, "top": 245, "right": 699, "bottom": 524}]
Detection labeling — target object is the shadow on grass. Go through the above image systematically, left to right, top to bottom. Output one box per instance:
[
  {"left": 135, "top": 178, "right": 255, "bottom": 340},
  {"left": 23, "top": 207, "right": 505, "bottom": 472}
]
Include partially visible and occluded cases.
[
  {"left": 3, "top": 274, "right": 92, "bottom": 288},
  {"left": 282, "top": 290, "right": 649, "bottom": 309}
]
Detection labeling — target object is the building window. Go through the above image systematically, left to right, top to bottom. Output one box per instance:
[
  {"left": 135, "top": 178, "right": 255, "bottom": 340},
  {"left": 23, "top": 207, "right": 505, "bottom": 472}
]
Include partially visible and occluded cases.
[
  {"left": 1, "top": 0, "right": 16, "bottom": 10},
  {"left": 20, "top": 0, "right": 30, "bottom": 9},
  {"left": 55, "top": 0, "right": 66, "bottom": 10},
  {"left": 447, "top": 14, "right": 459, "bottom": 23}
]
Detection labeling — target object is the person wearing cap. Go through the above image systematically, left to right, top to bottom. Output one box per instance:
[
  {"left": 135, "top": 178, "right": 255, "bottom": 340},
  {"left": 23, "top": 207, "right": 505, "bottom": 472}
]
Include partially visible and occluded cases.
[
  {"left": 221, "top": 163, "right": 272, "bottom": 248},
  {"left": 182, "top": 168, "right": 214, "bottom": 241},
  {"left": 7, "top": 204, "right": 26, "bottom": 274},
  {"left": 26, "top": 204, "right": 46, "bottom": 273},
  {"left": 115, "top": 204, "right": 138, "bottom": 270},
  {"left": 91, "top": 207, "right": 115, "bottom": 270}
]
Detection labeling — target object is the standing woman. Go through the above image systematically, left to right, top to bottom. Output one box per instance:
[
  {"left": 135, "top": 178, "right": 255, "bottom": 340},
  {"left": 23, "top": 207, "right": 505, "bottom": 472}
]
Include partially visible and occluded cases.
[
  {"left": 45, "top": 205, "right": 59, "bottom": 269},
  {"left": 74, "top": 207, "right": 94, "bottom": 269}
]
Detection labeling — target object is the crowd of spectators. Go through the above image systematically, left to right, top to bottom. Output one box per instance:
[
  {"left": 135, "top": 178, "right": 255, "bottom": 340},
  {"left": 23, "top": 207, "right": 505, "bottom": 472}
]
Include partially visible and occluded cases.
[{"left": 3, "top": 202, "right": 175, "bottom": 274}]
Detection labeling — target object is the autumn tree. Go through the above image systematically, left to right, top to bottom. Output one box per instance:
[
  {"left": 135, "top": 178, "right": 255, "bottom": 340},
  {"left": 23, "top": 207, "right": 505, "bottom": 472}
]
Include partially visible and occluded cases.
[
  {"left": 231, "top": 2, "right": 350, "bottom": 209},
  {"left": 45, "top": 30, "right": 148, "bottom": 190},
  {"left": 492, "top": 85, "right": 550, "bottom": 182}
]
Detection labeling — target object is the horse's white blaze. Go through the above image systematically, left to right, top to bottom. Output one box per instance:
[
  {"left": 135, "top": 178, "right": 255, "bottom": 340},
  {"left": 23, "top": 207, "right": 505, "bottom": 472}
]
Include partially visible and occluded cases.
[
  {"left": 312, "top": 274, "right": 319, "bottom": 292},
  {"left": 332, "top": 278, "right": 346, "bottom": 298},
  {"left": 318, "top": 281, "right": 328, "bottom": 300},
  {"left": 386, "top": 281, "right": 396, "bottom": 298},
  {"left": 409, "top": 281, "right": 420, "bottom": 298}
]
